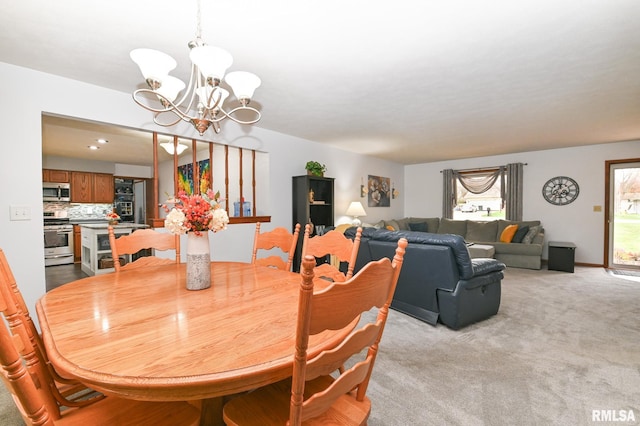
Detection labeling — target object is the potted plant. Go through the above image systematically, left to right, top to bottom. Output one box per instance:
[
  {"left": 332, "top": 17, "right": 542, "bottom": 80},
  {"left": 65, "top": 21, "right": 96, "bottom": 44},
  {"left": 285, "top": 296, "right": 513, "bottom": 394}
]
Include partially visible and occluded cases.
[{"left": 305, "top": 161, "right": 327, "bottom": 177}]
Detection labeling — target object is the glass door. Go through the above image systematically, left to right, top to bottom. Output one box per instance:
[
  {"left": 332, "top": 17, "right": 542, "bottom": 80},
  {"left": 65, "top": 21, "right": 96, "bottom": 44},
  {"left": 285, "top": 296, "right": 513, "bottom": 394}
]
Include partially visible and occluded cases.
[{"left": 608, "top": 161, "right": 640, "bottom": 270}]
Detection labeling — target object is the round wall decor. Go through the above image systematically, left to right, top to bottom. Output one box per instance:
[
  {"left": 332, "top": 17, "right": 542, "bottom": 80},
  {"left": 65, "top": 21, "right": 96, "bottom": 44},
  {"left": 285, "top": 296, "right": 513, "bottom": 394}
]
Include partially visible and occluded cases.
[{"left": 542, "top": 176, "right": 579, "bottom": 205}]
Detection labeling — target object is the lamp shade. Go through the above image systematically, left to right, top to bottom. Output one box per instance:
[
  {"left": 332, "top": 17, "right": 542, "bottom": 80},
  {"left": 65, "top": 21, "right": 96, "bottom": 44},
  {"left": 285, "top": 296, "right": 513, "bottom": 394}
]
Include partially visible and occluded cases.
[
  {"left": 190, "top": 45, "right": 233, "bottom": 81},
  {"left": 130, "top": 48, "right": 177, "bottom": 81},
  {"left": 225, "top": 71, "right": 261, "bottom": 100},
  {"left": 160, "top": 142, "right": 188, "bottom": 155},
  {"left": 346, "top": 201, "right": 367, "bottom": 217}
]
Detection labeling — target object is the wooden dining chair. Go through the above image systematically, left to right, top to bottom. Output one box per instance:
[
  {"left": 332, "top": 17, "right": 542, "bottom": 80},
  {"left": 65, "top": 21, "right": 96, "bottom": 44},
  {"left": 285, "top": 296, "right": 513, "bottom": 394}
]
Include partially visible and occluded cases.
[
  {"left": 251, "top": 222, "right": 301, "bottom": 271},
  {"left": 301, "top": 224, "right": 362, "bottom": 282},
  {"left": 108, "top": 226, "right": 180, "bottom": 272},
  {"left": 223, "top": 238, "right": 408, "bottom": 425},
  {"left": 0, "top": 249, "right": 101, "bottom": 408},
  {"left": 0, "top": 253, "right": 201, "bottom": 426}
]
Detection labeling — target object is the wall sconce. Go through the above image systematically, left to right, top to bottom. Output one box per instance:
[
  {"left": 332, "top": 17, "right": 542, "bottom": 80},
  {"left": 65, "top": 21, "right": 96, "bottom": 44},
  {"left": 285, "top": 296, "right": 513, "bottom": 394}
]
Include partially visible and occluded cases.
[
  {"left": 360, "top": 177, "right": 368, "bottom": 198},
  {"left": 392, "top": 182, "right": 399, "bottom": 199}
]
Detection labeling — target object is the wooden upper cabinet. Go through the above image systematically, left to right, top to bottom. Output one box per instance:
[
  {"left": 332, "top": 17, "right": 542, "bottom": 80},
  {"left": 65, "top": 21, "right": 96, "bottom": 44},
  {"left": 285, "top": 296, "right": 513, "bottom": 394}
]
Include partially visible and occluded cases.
[
  {"left": 43, "top": 169, "right": 70, "bottom": 183},
  {"left": 71, "top": 172, "right": 93, "bottom": 203},
  {"left": 71, "top": 172, "right": 114, "bottom": 203},
  {"left": 93, "top": 173, "right": 114, "bottom": 203}
]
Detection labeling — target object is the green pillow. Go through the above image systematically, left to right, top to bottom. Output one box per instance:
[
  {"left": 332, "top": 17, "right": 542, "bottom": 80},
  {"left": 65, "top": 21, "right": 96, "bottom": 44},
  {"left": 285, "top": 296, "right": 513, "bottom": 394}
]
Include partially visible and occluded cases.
[
  {"left": 408, "top": 222, "right": 428, "bottom": 232},
  {"left": 522, "top": 225, "right": 541, "bottom": 244}
]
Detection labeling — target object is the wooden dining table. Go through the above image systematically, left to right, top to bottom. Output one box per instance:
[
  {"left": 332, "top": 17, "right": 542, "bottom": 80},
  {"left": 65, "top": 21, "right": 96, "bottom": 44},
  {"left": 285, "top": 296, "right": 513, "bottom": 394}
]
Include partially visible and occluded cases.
[{"left": 36, "top": 261, "right": 355, "bottom": 426}]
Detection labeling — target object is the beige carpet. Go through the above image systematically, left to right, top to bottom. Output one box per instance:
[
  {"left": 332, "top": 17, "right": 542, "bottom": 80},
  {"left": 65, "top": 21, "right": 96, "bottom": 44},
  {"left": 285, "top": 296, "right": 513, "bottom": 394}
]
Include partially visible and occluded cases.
[
  {"left": 366, "top": 266, "right": 640, "bottom": 425},
  {"left": 1, "top": 267, "right": 639, "bottom": 425}
]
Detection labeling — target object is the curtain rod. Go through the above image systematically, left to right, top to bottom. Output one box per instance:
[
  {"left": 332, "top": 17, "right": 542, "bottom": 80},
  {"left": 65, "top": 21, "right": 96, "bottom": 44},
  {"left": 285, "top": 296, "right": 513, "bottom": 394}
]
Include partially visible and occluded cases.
[{"left": 440, "top": 163, "right": 528, "bottom": 173}]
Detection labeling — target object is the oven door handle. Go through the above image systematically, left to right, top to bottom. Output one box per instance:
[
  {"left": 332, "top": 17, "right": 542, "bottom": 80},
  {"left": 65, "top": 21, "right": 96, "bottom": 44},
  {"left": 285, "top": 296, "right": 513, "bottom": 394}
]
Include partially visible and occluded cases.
[{"left": 45, "top": 253, "right": 74, "bottom": 259}]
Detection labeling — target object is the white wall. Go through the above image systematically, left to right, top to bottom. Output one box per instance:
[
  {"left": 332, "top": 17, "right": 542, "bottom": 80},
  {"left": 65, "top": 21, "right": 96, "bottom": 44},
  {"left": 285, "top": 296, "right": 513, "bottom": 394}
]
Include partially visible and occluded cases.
[
  {"left": 0, "top": 61, "right": 404, "bottom": 326},
  {"left": 404, "top": 140, "right": 640, "bottom": 265}
]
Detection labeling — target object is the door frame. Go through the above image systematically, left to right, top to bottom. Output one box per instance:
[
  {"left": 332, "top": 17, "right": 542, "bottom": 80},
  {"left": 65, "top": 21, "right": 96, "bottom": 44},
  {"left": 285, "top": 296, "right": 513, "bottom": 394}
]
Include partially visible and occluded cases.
[{"left": 604, "top": 157, "right": 640, "bottom": 269}]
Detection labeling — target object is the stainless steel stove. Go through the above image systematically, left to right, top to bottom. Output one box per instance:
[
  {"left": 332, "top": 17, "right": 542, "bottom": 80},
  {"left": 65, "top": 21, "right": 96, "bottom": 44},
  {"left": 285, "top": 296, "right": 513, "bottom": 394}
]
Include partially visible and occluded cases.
[{"left": 44, "top": 215, "right": 74, "bottom": 266}]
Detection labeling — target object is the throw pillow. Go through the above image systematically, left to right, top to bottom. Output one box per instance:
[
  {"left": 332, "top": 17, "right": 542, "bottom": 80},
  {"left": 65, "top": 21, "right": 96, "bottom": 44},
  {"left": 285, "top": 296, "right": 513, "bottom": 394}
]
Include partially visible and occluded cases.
[
  {"left": 385, "top": 219, "right": 400, "bottom": 231},
  {"left": 373, "top": 220, "right": 385, "bottom": 229},
  {"left": 408, "top": 222, "right": 428, "bottom": 232},
  {"left": 500, "top": 224, "right": 518, "bottom": 243},
  {"left": 385, "top": 225, "right": 395, "bottom": 231},
  {"left": 511, "top": 225, "right": 529, "bottom": 243},
  {"left": 521, "top": 225, "right": 542, "bottom": 244}
]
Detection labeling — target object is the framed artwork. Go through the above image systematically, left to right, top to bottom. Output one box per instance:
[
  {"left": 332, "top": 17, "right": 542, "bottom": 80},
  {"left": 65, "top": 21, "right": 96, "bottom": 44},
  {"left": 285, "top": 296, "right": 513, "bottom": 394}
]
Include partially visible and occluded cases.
[
  {"left": 177, "top": 159, "right": 211, "bottom": 195},
  {"left": 367, "top": 175, "right": 391, "bottom": 207}
]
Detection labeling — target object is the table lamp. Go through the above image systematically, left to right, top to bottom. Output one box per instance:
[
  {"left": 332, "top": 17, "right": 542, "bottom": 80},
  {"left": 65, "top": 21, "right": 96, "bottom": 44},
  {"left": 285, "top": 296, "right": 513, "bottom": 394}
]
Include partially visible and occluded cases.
[{"left": 346, "top": 201, "right": 367, "bottom": 226}]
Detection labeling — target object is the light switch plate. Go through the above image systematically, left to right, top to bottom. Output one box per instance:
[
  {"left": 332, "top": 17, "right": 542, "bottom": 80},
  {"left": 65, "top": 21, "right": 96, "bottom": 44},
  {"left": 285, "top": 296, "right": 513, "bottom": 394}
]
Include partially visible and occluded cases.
[{"left": 10, "top": 205, "right": 31, "bottom": 221}]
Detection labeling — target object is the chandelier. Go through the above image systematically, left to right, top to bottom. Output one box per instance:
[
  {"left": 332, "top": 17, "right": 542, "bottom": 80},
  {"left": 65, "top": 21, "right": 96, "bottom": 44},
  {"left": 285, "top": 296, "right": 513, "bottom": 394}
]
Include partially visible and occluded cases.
[{"left": 130, "top": 0, "right": 261, "bottom": 136}]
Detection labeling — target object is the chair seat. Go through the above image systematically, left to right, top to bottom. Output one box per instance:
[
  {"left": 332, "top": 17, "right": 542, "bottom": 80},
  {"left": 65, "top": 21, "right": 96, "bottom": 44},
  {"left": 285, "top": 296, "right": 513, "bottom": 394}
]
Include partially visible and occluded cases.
[
  {"left": 223, "top": 376, "right": 370, "bottom": 426},
  {"left": 57, "top": 396, "right": 200, "bottom": 426}
]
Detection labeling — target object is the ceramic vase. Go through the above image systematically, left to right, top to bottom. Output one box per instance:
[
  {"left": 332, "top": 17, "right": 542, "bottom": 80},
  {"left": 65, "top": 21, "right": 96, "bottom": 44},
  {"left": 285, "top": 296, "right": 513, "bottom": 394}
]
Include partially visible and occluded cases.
[{"left": 186, "top": 231, "right": 211, "bottom": 290}]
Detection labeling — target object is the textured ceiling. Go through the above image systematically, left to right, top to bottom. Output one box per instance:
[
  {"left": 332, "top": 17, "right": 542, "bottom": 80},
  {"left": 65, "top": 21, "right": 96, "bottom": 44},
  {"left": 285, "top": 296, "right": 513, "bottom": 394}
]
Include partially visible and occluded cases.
[{"left": 3, "top": 0, "right": 640, "bottom": 165}]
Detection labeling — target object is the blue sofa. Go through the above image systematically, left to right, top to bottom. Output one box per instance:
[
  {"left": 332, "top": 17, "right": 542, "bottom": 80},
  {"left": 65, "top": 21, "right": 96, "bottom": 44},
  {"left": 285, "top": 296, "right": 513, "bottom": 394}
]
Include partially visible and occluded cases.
[{"left": 345, "top": 227, "right": 506, "bottom": 329}]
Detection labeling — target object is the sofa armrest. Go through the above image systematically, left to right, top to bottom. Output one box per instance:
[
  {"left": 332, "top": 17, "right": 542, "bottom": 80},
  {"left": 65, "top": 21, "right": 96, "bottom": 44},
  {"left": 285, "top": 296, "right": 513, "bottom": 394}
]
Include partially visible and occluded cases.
[{"left": 532, "top": 229, "right": 545, "bottom": 245}]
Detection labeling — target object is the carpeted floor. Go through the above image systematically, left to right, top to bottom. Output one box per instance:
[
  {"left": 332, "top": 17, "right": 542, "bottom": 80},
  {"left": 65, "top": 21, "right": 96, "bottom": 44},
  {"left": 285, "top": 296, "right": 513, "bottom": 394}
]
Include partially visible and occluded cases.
[
  {"left": 1, "top": 266, "right": 639, "bottom": 425},
  {"left": 365, "top": 266, "right": 640, "bottom": 425}
]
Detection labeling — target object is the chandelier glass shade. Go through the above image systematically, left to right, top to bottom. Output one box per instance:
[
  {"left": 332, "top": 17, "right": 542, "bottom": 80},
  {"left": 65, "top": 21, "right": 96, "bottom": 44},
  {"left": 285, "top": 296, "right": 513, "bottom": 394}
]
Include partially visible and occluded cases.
[
  {"left": 130, "top": 2, "right": 261, "bottom": 136},
  {"left": 160, "top": 141, "right": 188, "bottom": 155}
]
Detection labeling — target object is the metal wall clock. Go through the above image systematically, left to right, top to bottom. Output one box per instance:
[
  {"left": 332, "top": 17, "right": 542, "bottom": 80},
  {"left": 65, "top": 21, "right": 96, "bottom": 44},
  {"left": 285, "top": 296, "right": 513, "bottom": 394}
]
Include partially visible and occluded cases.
[{"left": 542, "top": 176, "right": 579, "bottom": 205}]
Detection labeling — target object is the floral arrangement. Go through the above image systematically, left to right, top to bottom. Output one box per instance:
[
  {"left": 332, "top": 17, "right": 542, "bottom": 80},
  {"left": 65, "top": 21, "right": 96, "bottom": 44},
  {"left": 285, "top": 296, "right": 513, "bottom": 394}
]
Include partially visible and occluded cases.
[
  {"left": 164, "top": 190, "right": 229, "bottom": 236},
  {"left": 106, "top": 212, "right": 120, "bottom": 222}
]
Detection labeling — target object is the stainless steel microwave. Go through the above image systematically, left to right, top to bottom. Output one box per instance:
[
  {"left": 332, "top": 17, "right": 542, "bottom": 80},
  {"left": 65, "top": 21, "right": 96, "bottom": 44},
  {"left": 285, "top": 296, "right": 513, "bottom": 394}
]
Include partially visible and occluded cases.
[{"left": 43, "top": 182, "right": 71, "bottom": 202}]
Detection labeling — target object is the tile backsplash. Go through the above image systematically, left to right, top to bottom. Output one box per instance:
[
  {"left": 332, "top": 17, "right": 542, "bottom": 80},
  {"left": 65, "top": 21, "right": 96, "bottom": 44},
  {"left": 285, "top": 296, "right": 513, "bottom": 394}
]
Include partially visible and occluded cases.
[{"left": 44, "top": 202, "right": 113, "bottom": 220}]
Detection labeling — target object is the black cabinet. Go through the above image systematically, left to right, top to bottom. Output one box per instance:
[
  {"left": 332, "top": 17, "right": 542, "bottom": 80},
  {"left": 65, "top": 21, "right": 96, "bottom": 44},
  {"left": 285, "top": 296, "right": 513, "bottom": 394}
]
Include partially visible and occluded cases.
[
  {"left": 292, "top": 175, "right": 334, "bottom": 271},
  {"left": 548, "top": 241, "right": 576, "bottom": 273}
]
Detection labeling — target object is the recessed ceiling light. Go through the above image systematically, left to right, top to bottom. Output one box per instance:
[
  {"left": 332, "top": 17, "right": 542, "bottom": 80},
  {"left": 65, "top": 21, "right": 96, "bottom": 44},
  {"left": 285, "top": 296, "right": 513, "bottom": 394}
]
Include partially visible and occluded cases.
[
  {"left": 96, "top": 138, "right": 109, "bottom": 144},
  {"left": 88, "top": 146, "right": 100, "bottom": 150}
]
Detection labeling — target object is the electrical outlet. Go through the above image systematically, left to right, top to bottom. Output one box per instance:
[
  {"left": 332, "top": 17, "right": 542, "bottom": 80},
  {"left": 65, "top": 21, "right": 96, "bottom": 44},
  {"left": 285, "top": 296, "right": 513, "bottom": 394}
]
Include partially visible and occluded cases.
[{"left": 10, "top": 205, "right": 31, "bottom": 221}]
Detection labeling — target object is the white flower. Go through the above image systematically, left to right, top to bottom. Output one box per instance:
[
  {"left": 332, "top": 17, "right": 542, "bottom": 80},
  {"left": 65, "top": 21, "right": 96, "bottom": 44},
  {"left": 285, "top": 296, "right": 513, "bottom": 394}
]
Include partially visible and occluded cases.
[
  {"left": 164, "top": 208, "right": 188, "bottom": 235},
  {"left": 209, "top": 208, "right": 229, "bottom": 232}
]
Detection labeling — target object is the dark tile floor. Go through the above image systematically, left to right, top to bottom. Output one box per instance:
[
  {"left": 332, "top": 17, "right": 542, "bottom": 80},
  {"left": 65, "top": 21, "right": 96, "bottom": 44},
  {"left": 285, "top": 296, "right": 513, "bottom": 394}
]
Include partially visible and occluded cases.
[{"left": 45, "top": 263, "right": 88, "bottom": 291}]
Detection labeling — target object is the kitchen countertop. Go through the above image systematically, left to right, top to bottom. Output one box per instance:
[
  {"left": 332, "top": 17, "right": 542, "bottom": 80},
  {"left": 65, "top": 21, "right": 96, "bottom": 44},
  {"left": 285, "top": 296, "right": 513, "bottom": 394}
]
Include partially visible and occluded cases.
[{"left": 79, "top": 223, "right": 149, "bottom": 230}]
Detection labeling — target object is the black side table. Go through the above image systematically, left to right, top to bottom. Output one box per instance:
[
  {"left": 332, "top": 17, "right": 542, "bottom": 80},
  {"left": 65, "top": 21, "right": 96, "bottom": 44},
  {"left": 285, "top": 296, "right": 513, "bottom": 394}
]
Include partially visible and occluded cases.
[{"left": 548, "top": 241, "right": 576, "bottom": 273}]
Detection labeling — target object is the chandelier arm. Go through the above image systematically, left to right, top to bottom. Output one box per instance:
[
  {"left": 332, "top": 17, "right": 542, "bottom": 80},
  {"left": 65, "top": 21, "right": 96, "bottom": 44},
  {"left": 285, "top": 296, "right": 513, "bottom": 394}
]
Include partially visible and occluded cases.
[
  {"left": 171, "top": 62, "right": 200, "bottom": 111},
  {"left": 134, "top": 88, "right": 202, "bottom": 124},
  {"left": 132, "top": 89, "right": 179, "bottom": 114},
  {"left": 216, "top": 105, "right": 262, "bottom": 125},
  {"left": 153, "top": 112, "right": 186, "bottom": 128}
]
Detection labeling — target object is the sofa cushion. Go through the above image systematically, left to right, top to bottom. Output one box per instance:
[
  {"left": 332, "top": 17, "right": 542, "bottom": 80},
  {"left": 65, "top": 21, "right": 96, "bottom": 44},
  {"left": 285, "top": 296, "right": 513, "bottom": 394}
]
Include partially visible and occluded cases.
[
  {"left": 395, "top": 217, "right": 411, "bottom": 230},
  {"left": 409, "top": 217, "right": 440, "bottom": 233},
  {"left": 437, "top": 218, "right": 467, "bottom": 236},
  {"left": 408, "top": 221, "right": 428, "bottom": 232},
  {"left": 466, "top": 221, "right": 498, "bottom": 242},
  {"left": 500, "top": 224, "right": 518, "bottom": 243},
  {"left": 512, "top": 225, "right": 529, "bottom": 243},
  {"left": 522, "top": 225, "right": 542, "bottom": 244}
]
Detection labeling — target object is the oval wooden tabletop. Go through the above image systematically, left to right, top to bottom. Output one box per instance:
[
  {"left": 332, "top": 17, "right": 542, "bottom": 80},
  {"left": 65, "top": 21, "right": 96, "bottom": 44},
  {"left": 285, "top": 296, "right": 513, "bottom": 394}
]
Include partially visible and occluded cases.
[{"left": 36, "top": 262, "right": 353, "bottom": 401}]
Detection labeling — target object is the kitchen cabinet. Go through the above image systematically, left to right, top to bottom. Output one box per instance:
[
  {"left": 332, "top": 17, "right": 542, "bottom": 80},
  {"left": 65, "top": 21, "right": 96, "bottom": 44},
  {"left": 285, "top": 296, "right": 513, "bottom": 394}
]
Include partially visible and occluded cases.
[
  {"left": 43, "top": 169, "right": 70, "bottom": 183},
  {"left": 71, "top": 171, "right": 114, "bottom": 203},
  {"left": 71, "top": 172, "right": 93, "bottom": 202},
  {"left": 93, "top": 173, "right": 115, "bottom": 203},
  {"left": 292, "top": 175, "right": 334, "bottom": 271},
  {"left": 73, "top": 225, "right": 81, "bottom": 263}
]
